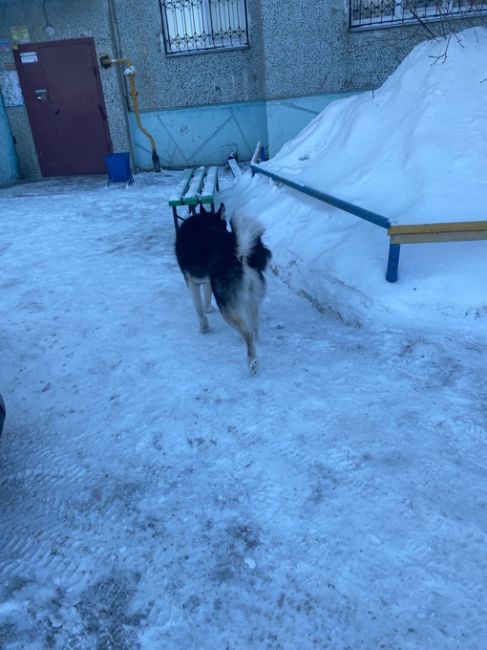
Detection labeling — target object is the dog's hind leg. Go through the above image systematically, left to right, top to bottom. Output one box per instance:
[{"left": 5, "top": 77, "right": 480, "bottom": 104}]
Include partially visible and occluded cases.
[
  {"left": 247, "top": 271, "right": 265, "bottom": 341},
  {"left": 187, "top": 276, "right": 210, "bottom": 333},
  {"left": 203, "top": 280, "right": 214, "bottom": 313},
  {"left": 250, "top": 303, "right": 259, "bottom": 340},
  {"left": 220, "top": 308, "right": 258, "bottom": 375}
]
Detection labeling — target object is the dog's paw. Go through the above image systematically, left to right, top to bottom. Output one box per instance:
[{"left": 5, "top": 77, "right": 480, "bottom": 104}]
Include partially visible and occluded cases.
[
  {"left": 205, "top": 305, "right": 215, "bottom": 313},
  {"left": 199, "top": 320, "right": 210, "bottom": 333},
  {"left": 249, "top": 358, "right": 258, "bottom": 376}
]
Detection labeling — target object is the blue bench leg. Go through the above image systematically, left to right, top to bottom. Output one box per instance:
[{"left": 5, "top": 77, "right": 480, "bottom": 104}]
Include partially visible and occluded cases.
[{"left": 386, "top": 243, "right": 400, "bottom": 283}]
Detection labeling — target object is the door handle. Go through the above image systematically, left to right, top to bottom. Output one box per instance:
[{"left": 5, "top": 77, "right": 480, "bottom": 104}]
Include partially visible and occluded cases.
[{"left": 35, "top": 88, "right": 49, "bottom": 102}]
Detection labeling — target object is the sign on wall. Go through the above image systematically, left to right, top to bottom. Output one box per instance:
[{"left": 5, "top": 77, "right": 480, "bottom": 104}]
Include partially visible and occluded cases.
[
  {"left": 10, "top": 26, "right": 30, "bottom": 45},
  {"left": 20, "top": 51, "right": 38, "bottom": 64}
]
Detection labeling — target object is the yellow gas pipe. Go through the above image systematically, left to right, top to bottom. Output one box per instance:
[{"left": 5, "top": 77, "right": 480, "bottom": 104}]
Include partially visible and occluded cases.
[{"left": 100, "top": 55, "right": 161, "bottom": 173}]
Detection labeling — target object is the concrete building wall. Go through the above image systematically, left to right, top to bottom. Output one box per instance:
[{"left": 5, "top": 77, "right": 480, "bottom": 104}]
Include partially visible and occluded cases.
[
  {"left": 0, "top": 0, "right": 130, "bottom": 180},
  {"left": 109, "top": 0, "right": 450, "bottom": 108},
  {"left": 110, "top": 0, "right": 265, "bottom": 111},
  {"left": 0, "top": 1, "right": 485, "bottom": 177},
  {"left": 258, "top": 1, "right": 423, "bottom": 99},
  {"left": 111, "top": 4, "right": 487, "bottom": 167},
  {"left": 0, "top": 92, "right": 17, "bottom": 185},
  {"left": 129, "top": 99, "right": 267, "bottom": 168},
  {"left": 4, "top": 107, "right": 37, "bottom": 180}
]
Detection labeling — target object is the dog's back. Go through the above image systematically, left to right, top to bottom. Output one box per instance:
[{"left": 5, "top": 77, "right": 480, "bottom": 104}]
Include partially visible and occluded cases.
[{"left": 175, "top": 206, "right": 229, "bottom": 279}]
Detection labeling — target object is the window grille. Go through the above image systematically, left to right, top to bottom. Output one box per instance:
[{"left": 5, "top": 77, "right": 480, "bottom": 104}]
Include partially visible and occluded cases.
[
  {"left": 160, "top": 0, "right": 249, "bottom": 54},
  {"left": 350, "top": 0, "right": 487, "bottom": 28}
]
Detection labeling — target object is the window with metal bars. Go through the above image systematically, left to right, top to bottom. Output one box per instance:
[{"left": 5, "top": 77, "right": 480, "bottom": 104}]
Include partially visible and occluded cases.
[
  {"left": 160, "top": 0, "right": 249, "bottom": 54},
  {"left": 350, "top": 0, "right": 487, "bottom": 28}
]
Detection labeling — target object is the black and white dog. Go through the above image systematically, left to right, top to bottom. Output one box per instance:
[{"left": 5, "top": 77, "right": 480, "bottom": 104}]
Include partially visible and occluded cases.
[{"left": 175, "top": 203, "right": 271, "bottom": 374}]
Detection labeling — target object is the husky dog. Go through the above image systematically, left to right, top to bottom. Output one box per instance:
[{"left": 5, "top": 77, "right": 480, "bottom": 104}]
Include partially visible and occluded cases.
[{"left": 175, "top": 203, "right": 271, "bottom": 374}]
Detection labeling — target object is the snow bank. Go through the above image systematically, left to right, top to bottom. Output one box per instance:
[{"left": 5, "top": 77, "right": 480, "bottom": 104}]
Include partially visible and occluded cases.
[{"left": 222, "top": 28, "right": 487, "bottom": 330}]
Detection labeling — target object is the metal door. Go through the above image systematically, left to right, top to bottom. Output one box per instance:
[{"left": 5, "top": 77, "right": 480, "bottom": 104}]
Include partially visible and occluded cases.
[{"left": 14, "top": 38, "right": 112, "bottom": 176}]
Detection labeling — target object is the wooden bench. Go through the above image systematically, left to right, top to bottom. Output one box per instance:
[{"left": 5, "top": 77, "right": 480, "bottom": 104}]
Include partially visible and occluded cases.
[
  {"left": 169, "top": 165, "right": 219, "bottom": 230},
  {"left": 386, "top": 221, "right": 487, "bottom": 282}
]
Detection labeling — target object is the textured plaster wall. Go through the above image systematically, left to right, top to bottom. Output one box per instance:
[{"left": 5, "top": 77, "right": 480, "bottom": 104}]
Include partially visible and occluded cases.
[
  {"left": 0, "top": 0, "right": 130, "bottom": 180},
  {"left": 1, "top": 0, "right": 485, "bottom": 178},
  {"left": 110, "top": 0, "right": 265, "bottom": 111},
  {"left": 258, "top": 0, "right": 413, "bottom": 97},
  {"left": 260, "top": 0, "right": 349, "bottom": 97},
  {"left": 110, "top": 1, "right": 487, "bottom": 112},
  {"left": 259, "top": 1, "right": 486, "bottom": 98},
  {"left": 0, "top": 94, "right": 17, "bottom": 185},
  {"left": 4, "top": 108, "right": 38, "bottom": 181}
]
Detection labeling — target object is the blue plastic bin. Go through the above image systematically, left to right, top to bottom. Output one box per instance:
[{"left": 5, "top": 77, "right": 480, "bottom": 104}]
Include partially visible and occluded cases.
[{"left": 105, "top": 152, "right": 134, "bottom": 186}]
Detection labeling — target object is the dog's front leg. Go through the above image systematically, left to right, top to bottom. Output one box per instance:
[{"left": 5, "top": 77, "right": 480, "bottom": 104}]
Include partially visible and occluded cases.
[
  {"left": 187, "top": 276, "right": 210, "bottom": 333},
  {"left": 203, "top": 280, "right": 214, "bottom": 313},
  {"left": 250, "top": 303, "right": 259, "bottom": 340}
]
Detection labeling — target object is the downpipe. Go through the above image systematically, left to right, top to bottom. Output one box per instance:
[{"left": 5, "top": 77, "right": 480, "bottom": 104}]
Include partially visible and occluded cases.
[{"left": 100, "top": 55, "right": 161, "bottom": 173}]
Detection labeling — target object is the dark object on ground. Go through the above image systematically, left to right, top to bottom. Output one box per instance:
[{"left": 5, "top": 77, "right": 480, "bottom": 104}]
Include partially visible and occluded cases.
[{"left": 0, "top": 394, "right": 5, "bottom": 436}]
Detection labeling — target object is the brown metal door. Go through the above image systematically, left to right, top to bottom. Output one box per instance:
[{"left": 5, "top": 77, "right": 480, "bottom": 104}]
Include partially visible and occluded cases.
[{"left": 14, "top": 38, "right": 112, "bottom": 176}]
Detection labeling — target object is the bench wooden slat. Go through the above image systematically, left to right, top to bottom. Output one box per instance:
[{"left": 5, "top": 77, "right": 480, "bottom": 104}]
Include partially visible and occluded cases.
[
  {"left": 228, "top": 157, "right": 241, "bottom": 178},
  {"left": 169, "top": 165, "right": 221, "bottom": 232},
  {"left": 182, "top": 166, "right": 206, "bottom": 206},
  {"left": 199, "top": 166, "right": 218, "bottom": 204},
  {"left": 168, "top": 168, "right": 194, "bottom": 207},
  {"left": 386, "top": 219, "right": 487, "bottom": 282},
  {"left": 389, "top": 220, "right": 487, "bottom": 244},
  {"left": 389, "top": 220, "right": 487, "bottom": 236},
  {"left": 391, "top": 231, "right": 487, "bottom": 244}
]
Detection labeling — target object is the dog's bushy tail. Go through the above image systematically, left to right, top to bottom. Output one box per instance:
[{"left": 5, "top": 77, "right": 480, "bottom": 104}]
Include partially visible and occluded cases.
[
  {"left": 231, "top": 212, "right": 267, "bottom": 262},
  {"left": 231, "top": 212, "right": 264, "bottom": 259}
]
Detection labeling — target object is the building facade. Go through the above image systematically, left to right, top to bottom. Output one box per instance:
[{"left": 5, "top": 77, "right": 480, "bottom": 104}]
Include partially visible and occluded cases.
[{"left": 0, "top": 0, "right": 484, "bottom": 182}]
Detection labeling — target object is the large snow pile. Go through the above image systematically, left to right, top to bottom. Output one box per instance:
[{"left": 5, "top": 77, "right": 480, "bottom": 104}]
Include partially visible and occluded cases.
[{"left": 223, "top": 28, "right": 487, "bottom": 329}]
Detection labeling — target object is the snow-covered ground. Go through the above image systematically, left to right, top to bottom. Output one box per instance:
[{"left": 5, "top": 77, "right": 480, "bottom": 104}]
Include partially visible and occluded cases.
[
  {"left": 1, "top": 26, "right": 487, "bottom": 650},
  {"left": 222, "top": 28, "right": 487, "bottom": 330},
  {"left": 0, "top": 170, "right": 486, "bottom": 649}
]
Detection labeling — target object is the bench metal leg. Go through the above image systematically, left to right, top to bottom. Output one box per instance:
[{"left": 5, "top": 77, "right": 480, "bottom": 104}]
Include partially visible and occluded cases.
[
  {"left": 173, "top": 205, "right": 201, "bottom": 233},
  {"left": 172, "top": 206, "right": 180, "bottom": 232},
  {"left": 173, "top": 206, "right": 195, "bottom": 232},
  {"left": 386, "top": 242, "right": 401, "bottom": 283}
]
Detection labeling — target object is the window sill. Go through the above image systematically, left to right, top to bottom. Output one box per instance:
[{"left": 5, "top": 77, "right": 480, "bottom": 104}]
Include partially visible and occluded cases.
[
  {"left": 349, "top": 9, "right": 487, "bottom": 30},
  {"left": 164, "top": 44, "right": 249, "bottom": 57}
]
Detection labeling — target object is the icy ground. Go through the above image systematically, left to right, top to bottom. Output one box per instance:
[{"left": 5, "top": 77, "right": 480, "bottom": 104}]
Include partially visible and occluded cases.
[{"left": 0, "top": 172, "right": 486, "bottom": 649}]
